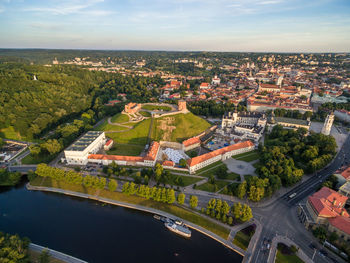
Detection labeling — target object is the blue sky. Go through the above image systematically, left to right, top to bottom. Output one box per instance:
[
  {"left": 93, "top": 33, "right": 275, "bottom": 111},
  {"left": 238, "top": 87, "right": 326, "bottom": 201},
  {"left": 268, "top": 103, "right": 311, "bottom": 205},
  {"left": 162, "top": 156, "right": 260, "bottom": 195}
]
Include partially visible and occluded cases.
[{"left": 0, "top": 0, "right": 349, "bottom": 52}]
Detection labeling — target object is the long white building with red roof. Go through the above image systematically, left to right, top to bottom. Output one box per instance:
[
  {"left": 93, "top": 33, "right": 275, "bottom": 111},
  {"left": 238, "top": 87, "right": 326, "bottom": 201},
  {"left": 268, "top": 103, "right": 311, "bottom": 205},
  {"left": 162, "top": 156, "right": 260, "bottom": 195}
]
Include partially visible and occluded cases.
[
  {"left": 187, "top": 140, "right": 255, "bottom": 173},
  {"left": 88, "top": 141, "right": 160, "bottom": 167}
]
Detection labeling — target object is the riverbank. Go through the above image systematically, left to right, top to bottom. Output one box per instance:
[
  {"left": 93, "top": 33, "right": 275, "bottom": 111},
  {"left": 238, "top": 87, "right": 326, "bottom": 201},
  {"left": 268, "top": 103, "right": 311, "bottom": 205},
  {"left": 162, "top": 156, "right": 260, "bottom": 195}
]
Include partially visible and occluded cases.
[
  {"left": 26, "top": 182, "right": 246, "bottom": 257},
  {"left": 29, "top": 243, "right": 88, "bottom": 263}
]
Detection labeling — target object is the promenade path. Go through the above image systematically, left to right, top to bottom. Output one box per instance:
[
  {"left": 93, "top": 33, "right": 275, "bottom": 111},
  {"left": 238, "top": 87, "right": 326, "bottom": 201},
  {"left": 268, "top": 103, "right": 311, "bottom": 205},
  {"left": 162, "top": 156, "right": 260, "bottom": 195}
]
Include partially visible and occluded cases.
[
  {"left": 27, "top": 184, "right": 246, "bottom": 258},
  {"left": 267, "top": 235, "right": 313, "bottom": 263},
  {"left": 29, "top": 243, "right": 88, "bottom": 263}
]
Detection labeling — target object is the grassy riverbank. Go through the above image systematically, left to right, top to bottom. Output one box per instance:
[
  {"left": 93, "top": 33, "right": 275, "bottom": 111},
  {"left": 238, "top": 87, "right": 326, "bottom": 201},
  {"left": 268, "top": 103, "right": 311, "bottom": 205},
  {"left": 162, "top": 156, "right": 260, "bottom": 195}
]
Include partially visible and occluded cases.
[{"left": 30, "top": 176, "right": 230, "bottom": 239}]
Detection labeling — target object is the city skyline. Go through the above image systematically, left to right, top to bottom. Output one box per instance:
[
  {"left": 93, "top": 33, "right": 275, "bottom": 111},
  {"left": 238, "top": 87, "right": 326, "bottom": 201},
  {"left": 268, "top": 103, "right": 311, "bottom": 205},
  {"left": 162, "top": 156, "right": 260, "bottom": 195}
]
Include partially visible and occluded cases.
[{"left": 0, "top": 0, "right": 350, "bottom": 52}]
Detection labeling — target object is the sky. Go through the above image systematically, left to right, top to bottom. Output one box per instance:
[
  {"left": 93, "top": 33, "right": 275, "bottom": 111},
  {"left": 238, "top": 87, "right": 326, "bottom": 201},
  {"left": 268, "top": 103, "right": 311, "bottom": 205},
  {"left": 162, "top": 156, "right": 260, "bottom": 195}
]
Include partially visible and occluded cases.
[{"left": 0, "top": 0, "right": 349, "bottom": 52}]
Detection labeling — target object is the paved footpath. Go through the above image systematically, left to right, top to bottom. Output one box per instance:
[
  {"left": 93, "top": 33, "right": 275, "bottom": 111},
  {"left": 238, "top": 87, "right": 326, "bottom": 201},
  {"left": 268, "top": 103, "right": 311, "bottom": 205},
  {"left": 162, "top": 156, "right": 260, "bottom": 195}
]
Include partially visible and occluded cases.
[
  {"left": 27, "top": 184, "right": 246, "bottom": 258},
  {"left": 267, "top": 235, "right": 313, "bottom": 263},
  {"left": 29, "top": 243, "right": 88, "bottom": 263}
]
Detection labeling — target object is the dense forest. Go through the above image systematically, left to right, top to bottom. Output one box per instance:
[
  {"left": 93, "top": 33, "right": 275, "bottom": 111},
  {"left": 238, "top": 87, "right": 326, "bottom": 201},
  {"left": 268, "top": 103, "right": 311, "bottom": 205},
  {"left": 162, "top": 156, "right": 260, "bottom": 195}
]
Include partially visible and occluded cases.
[
  {"left": 0, "top": 62, "right": 163, "bottom": 140},
  {"left": 0, "top": 232, "right": 30, "bottom": 262}
]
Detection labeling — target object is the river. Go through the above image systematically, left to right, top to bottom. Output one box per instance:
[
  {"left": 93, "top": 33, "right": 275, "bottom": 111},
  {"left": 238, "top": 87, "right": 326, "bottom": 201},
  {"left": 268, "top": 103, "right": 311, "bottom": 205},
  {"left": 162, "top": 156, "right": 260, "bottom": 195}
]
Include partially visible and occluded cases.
[{"left": 0, "top": 183, "right": 242, "bottom": 263}]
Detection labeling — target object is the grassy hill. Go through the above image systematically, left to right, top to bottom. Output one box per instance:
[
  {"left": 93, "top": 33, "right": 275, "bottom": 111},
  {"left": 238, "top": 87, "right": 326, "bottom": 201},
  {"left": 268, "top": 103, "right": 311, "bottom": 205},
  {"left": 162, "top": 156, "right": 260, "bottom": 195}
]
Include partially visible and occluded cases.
[
  {"left": 152, "top": 113, "right": 211, "bottom": 142},
  {"left": 106, "top": 118, "right": 152, "bottom": 145}
]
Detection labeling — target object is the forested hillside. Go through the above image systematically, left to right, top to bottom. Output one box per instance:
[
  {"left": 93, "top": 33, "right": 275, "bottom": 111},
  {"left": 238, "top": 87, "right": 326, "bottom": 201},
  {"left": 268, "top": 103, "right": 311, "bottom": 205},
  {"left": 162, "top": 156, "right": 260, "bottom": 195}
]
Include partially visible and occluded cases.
[
  {"left": 0, "top": 62, "right": 162, "bottom": 140},
  {"left": 0, "top": 63, "right": 109, "bottom": 139}
]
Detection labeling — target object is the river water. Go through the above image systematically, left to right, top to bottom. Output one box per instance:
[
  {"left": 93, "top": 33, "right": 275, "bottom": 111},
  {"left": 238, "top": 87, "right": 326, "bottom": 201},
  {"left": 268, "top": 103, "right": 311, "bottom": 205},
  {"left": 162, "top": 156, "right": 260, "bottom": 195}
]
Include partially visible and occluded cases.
[{"left": 0, "top": 183, "right": 242, "bottom": 263}]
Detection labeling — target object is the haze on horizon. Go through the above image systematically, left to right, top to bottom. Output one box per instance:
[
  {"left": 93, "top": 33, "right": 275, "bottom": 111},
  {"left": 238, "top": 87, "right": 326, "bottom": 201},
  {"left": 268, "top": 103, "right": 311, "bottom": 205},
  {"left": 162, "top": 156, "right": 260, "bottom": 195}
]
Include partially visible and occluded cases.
[{"left": 0, "top": 0, "right": 349, "bottom": 53}]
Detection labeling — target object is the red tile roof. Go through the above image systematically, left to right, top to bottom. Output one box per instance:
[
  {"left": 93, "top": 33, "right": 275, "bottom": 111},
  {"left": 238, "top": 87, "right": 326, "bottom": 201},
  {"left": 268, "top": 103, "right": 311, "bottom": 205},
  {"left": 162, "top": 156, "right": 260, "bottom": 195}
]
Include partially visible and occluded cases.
[
  {"left": 260, "top": 83, "right": 280, "bottom": 90},
  {"left": 183, "top": 137, "right": 201, "bottom": 147},
  {"left": 105, "top": 139, "right": 113, "bottom": 146},
  {"left": 187, "top": 140, "right": 254, "bottom": 167},
  {"left": 144, "top": 141, "right": 160, "bottom": 161},
  {"left": 88, "top": 154, "right": 144, "bottom": 162},
  {"left": 162, "top": 160, "right": 174, "bottom": 167},
  {"left": 341, "top": 166, "right": 350, "bottom": 180},
  {"left": 308, "top": 187, "right": 349, "bottom": 218},
  {"left": 329, "top": 216, "right": 350, "bottom": 235}
]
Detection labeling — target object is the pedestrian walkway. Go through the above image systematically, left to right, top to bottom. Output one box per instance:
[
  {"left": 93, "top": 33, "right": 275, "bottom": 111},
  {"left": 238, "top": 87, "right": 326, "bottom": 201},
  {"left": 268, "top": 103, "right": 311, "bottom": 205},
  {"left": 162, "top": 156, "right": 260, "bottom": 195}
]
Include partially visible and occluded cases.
[
  {"left": 267, "top": 235, "right": 313, "bottom": 263},
  {"left": 29, "top": 243, "right": 88, "bottom": 263}
]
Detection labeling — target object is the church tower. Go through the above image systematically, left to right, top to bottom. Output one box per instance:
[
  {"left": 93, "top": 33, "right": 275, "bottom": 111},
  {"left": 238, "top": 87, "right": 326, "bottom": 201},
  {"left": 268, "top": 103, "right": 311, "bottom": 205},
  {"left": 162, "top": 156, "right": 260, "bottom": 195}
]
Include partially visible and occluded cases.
[{"left": 321, "top": 113, "right": 334, "bottom": 136}]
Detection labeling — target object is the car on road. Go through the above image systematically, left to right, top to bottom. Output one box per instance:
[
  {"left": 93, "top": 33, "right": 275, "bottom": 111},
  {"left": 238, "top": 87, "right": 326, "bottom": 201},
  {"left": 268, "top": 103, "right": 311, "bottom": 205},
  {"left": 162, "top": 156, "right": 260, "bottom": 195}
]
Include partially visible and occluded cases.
[
  {"left": 289, "top": 193, "right": 297, "bottom": 199},
  {"left": 319, "top": 249, "right": 327, "bottom": 258}
]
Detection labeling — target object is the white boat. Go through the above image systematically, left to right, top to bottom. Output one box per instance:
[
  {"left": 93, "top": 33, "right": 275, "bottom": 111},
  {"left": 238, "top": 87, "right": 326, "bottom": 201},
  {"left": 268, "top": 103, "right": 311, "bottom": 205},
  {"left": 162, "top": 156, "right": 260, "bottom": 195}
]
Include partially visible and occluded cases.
[{"left": 165, "top": 222, "right": 191, "bottom": 238}]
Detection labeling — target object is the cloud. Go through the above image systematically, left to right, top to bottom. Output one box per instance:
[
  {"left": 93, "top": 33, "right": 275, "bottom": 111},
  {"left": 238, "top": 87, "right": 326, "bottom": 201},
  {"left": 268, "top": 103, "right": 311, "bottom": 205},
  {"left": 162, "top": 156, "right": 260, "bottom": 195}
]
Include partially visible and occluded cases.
[
  {"left": 23, "top": 0, "right": 112, "bottom": 16},
  {"left": 258, "top": 0, "right": 283, "bottom": 5}
]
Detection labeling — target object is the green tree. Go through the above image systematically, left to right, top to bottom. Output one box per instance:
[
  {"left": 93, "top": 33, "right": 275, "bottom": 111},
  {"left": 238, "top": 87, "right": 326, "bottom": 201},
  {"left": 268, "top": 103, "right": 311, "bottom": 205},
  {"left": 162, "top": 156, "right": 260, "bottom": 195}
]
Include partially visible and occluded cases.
[
  {"left": 41, "top": 139, "right": 62, "bottom": 155},
  {"left": 179, "top": 158, "right": 187, "bottom": 168},
  {"left": 108, "top": 179, "right": 118, "bottom": 192},
  {"left": 237, "top": 181, "right": 247, "bottom": 199},
  {"left": 167, "top": 189, "right": 176, "bottom": 204},
  {"left": 177, "top": 193, "right": 185, "bottom": 205},
  {"left": 189, "top": 195, "right": 198, "bottom": 208},
  {"left": 39, "top": 249, "right": 50, "bottom": 263}
]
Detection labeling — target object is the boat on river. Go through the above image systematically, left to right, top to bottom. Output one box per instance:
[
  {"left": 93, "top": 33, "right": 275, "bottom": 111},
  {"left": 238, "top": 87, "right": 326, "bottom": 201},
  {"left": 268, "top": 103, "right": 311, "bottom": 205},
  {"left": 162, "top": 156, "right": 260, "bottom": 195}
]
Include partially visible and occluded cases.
[{"left": 165, "top": 221, "right": 191, "bottom": 238}]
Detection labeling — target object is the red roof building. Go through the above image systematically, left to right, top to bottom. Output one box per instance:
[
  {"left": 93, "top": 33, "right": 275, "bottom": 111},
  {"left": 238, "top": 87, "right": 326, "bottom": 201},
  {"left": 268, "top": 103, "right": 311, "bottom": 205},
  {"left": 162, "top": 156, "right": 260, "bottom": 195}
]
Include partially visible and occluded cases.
[{"left": 187, "top": 140, "right": 255, "bottom": 173}]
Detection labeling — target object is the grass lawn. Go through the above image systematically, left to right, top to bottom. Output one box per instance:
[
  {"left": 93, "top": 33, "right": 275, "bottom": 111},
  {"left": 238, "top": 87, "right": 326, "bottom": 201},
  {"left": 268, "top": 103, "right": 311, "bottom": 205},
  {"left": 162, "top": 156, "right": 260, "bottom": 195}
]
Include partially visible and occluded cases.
[
  {"left": 141, "top": 105, "right": 171, "bottom": 111},
  {"left": 139, "top": 111, "right": 151, "bottom": 117},
  {"left": 111, "top": 113, "right": 129, "bottom": 123},
  {"left": 152, "top": 113, "right": 211, "bottom": 142},
  {"left": 107, "top": 119, "right": 152, "bottom": 145},
  {"left": 95, "top": 121, "right": 130, "bottom": 132},
  {"left": 0, "top": 126, "right": 26, "bottom": 141},
  {"left": 107, "top": 144, "right": 144, "bottom": 156},
  {"left": 185, "top": 149, "right": 199, "bottom": 158},
  {"left": 232, "top": 150, "right": 260, "bottom": 162},
  {"left": 21, "top": 153, "right": 55, "bottom": 164},
  {"left": 196, "top": 160, "right": 225, "bottom": 174},
  {"left": 197, "top": 162, "right": 228, "bottom": 178},
  {"left": 253, "top": 162, "right": 261, "bottom": 169},
  {"left": 164, "top": 169, "right": 190, "bottom": 175},
  {"left": 226, "top": 172, "right": 240, "bottom": 181},
  {"left": 168, "top": 174, "right": 203, "bottom": 187},
  {"left": 30, "top": 176, "right": 230, "bottom": 239},
  {"left": 196, "top": 180, "right": 230, "bottom": 192},
  {"left": 232, "top": 225, "right": 256, "bottom": 250},
  {"left": 233, "top": 231, "right": 250, "bottom": 250},
  {"left": 276, "top": 244, "right": 304, "bottom": 263},
  {"left": 28, "top": 250, "right": 66, "bottom": 263}
]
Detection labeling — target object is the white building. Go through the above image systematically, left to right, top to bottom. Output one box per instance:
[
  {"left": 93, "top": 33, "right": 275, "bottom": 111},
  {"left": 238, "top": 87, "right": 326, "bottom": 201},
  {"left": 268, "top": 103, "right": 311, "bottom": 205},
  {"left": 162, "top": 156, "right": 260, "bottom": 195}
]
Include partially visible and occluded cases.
[
  {"left": 211, "top": 75, "right": 221, "bottom": 85},
  {"left": 220, "top": 111, "right": 266, "bottom": 142},
  {"left": 321, "top": 113, "right": 334, "bottom": 136},
  {"left": 64, "top": 131, "right": 106, "bottom": 165},
  {"left": 187, "top": 140, "right": 255, "bottom": 173}
]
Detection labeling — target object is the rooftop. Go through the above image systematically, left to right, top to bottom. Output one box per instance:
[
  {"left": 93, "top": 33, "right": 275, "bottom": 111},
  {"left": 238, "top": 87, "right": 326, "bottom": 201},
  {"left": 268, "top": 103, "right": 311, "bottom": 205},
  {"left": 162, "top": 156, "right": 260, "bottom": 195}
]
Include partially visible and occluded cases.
[
  {"left": 275, "top": 117, "right": 309, "bottom": 126},
  {"left": 66, "top": 131, "right": 104, "bottom": 152},
  {"left": 187, "top": 140, "right": 254, "bottom": 167},
  {"left": 308, "top": 187, "right": 349, "bottom": 218},
  {"left": 329, "top": 216, "right": 350, "bottom": 235}
]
